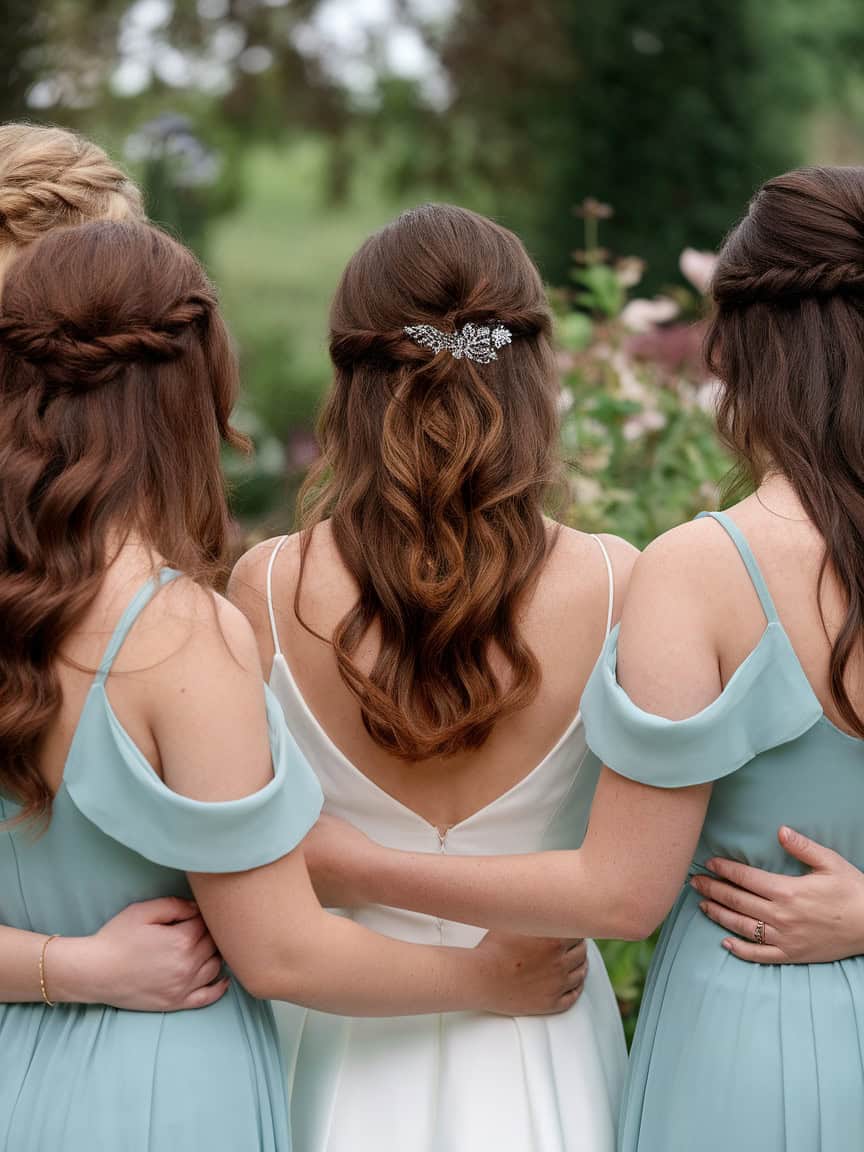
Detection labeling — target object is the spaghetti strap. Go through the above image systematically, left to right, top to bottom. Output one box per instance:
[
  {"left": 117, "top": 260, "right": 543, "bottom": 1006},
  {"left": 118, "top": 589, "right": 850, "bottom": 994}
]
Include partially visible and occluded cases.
[
  {"left": 697, "top": 511, "right": 779, "bottom": 624},
  {"left": 591, "top": 534, "right": 615, "bottom": 638},
  {"left": 266, "top": 536, "right": 290, "bottom": 658},
  {"left": 95, "top": 569, "right": 181, "bottom": 686}
]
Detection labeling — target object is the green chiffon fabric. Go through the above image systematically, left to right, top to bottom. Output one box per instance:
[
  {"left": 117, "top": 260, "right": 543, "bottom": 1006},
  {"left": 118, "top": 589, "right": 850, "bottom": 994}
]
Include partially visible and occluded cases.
[
  {"left": 582, "top": 511, "right": 864, "bottom": 1152},
  {"left": 0, "top": 571, "right": 323, "bottom": 1151}
]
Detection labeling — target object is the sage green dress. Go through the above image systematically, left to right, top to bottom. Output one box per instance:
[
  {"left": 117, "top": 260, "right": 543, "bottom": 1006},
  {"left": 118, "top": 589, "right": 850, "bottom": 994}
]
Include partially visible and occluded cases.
[
  {"left": 582, "top": 512, "right": 864, "bottom": 1152},
  {"left": 0, "top": 571, "right": 324, "bottom": 1151}
]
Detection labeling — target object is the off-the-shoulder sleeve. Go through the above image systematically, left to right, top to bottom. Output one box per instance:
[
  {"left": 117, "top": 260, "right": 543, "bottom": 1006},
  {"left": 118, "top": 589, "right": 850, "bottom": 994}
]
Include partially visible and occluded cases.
[
  {"left": 581, "top": 622, "right": 822, "bottom": 788},
  {"left": 65, "top": 685, "right": 324, "bottom": 872}
]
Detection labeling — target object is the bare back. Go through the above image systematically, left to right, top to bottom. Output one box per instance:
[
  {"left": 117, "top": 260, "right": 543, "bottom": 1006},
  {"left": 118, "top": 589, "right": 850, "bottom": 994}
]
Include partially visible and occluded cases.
[{"left": 231, "top": 521, "right": 637, "bottom": 832}]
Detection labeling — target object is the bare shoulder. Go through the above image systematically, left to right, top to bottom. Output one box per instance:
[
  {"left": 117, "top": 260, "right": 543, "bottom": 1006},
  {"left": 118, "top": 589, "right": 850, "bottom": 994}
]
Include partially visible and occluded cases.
[
  {"left": 627, "top": 517, "right": 734, "bottom": 603},
  {"left": 619, "top": 518, "right": 737, "bottom": 655},
  {"left": 616, "top": 519, "right": 734, "bottom": 716},
  {"left": 543, "top": 522, "right": 639, "bottom": 619},
  {"left": 229, "top": 524, "right": 354, "bottom": 666},
  {"left": 230, "top": 525, "right": 346, "bottom": 601},
  {"left": 230, "top": 535, "right": 295, "bottom": 605},
  {"left": 102, "top": 570, "right": 258, "bottom": 675},
  {"left": 151, "top": 576, "right": 262, "bottom": 675},
  {"left": 138, "top": 579, "right": 272, "bottom": 800}
]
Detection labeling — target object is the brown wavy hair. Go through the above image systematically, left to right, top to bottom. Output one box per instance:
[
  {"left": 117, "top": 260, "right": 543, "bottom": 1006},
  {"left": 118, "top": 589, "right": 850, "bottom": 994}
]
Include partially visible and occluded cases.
[
  {"left": 0, "top": 123, "right": 142, "bottom": 281},
  {"left": 707, "top": 166, "right": 864, "bottom": 736},
  {"left": 297, "top": 203, "right": 560, "bottom": 760},
  {"left": 0, "top": 220, "right": 246, "bottom": 819}
]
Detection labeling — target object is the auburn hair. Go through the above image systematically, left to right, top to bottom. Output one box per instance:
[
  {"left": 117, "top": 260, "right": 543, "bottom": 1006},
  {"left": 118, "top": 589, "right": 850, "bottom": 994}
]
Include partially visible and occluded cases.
[
  {"left": 0, "top": 123, "right": 142, "bottom": 281},
  {"left": 707, "top": 166, "right": 864, "bottom": 736},
  {"left": 297, "top": 203, "right": 560, "bottom": 760},
  {"left": 0, "top": 220, "right": 246, "bottom": 819}
]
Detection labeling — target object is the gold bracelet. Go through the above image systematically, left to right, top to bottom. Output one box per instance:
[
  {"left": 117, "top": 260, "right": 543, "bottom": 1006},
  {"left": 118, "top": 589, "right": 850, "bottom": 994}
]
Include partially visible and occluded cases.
[{"left": 39, "top": 934, "right": 60, "bottom": 1007}]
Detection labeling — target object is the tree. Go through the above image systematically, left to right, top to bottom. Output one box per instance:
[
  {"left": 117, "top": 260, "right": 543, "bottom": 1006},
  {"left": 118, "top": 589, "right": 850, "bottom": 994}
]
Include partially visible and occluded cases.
[
  {"left": 0, "top": 0, "right": 44, "bottom": 120},
  {"left": 439, "top": 0, "right": 825, "bottom": 286}
]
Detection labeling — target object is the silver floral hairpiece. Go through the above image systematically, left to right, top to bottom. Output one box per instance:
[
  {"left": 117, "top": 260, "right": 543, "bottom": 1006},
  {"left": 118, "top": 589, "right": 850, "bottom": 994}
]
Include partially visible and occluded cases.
[{"left": 403, "top": 321, "right": 513, "bottom": 365}]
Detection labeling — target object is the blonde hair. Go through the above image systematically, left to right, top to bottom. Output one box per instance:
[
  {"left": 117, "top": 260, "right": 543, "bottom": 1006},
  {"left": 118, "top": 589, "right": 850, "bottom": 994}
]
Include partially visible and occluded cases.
[{"left": 0, "top": 124, "right": 143, "bottom": 279}]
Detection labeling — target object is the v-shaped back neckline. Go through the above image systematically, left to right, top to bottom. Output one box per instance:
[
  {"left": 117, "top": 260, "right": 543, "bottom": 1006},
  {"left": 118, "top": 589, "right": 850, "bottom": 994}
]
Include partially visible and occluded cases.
[
  {"left": 264, "top": 529, "right": 616, "bottom": 836},
  {"left": 269, "top": 651, "right": 589, "bottom": 837}
]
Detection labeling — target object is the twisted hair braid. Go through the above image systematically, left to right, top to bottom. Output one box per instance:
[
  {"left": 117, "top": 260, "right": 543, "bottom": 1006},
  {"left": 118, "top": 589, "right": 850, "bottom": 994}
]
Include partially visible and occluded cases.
[{"left": 0, "top": 290, "right": 215, "bottom": 391}]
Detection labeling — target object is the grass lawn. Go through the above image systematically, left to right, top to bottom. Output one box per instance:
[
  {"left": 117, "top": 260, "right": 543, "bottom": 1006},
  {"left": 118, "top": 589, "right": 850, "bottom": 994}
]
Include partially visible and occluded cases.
[{"left": 210, "top": 138, "right": 441, "bottom": 425}]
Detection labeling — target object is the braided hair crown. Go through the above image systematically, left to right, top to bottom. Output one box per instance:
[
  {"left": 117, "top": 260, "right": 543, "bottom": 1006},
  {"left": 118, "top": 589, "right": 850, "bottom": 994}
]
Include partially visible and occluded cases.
[
  {"left": 0, "top": 124, "right": 142, "bottom": 251},
  {"left": 712, "top": 166, "right": 864, "bottom": 305},
  {"left": 0, "top": 219, "right": 217, "bottom": 393}
]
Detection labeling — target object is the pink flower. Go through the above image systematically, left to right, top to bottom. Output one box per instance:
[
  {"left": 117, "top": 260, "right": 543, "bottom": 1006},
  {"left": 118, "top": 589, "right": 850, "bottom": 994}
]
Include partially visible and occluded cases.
[
  {"left": 679, "top": 248, "right": 717, "bottom": 295},
  {"left": 615, "top": 257, "right": 645, "bottom": 289},
  {"left": 620, "top": 296, "right": 679, "bottom": 333}
]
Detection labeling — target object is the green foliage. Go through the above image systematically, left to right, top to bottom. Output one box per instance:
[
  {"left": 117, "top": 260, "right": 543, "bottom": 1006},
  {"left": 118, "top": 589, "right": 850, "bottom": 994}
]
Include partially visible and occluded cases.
[
  {"left": 0, "top": 0, "right": 40, "bottom": 120},
  {"left": 439, "top": 0, "right": 854, "bottom": 287},
  {"left": 208, "top": 139, "right": 463, "bottom": 436},
  {"left": 572, "top": 263, "right": 625, "bottom": 318},
  {"left": 597, "top": 938, "right": 657, "bottom": 1045}
]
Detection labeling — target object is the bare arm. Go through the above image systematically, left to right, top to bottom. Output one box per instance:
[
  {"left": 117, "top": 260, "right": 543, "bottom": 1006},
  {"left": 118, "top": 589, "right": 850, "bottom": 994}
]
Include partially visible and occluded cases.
[
  {"left": 303, "top": 528, "right": 720, "bottom": 939},
  {"left": 150, "top": 589, "right": 582, "bottom": 1017},
  {"left": 308, "top": 770, "right": 710, "bottom": 940}
]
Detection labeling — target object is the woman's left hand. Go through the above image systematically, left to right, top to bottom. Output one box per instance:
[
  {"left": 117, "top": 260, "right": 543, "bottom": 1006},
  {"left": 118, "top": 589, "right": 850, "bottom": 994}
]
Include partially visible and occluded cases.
[{"left": 693, "top": 826, "right": 864, "bottom": 963}]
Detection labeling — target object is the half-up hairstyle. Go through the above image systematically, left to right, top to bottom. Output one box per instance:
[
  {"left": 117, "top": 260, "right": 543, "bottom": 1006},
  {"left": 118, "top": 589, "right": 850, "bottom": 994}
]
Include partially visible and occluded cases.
[
  {"left": 0, "top": 123, "right": 142, "bottom": 282},
  {"left": 706, "top": 166, "right": 864, "bottom": 736},
  {"left": 298, "top": 203, "right": 560, "bottom": 760},
  {"left": 0, "top": 220, "right": 246, "bottom": 819}
]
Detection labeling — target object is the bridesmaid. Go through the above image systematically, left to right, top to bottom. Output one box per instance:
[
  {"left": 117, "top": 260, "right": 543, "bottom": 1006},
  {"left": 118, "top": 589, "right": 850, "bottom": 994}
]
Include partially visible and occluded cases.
[
  {"left": 0, "top": 121, "right": 228, "bottom": 1014},
  {"left": 306, "top": 166, "right": 864, "bottom": 1150},
  {"left": 0, "top": 219, "right": 580, "bottom": 1151}
]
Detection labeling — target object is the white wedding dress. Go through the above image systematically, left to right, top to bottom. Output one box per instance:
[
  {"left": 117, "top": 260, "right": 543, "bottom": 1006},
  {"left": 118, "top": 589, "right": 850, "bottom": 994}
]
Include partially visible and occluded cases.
[{"left": 267, "top": 535, "right": 627, "bottom": 1152}]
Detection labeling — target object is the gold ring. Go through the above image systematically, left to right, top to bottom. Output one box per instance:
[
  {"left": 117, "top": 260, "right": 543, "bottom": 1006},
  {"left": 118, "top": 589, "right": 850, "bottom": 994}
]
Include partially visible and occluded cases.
[{"left": 754, "top": 920, "right": 766, "bottom": 946}]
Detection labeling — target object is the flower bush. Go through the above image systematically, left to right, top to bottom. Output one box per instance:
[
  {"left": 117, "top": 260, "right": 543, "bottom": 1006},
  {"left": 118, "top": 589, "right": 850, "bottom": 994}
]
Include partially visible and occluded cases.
[{"left": 556, "top": 208, "right": 731, "bottom": 551}]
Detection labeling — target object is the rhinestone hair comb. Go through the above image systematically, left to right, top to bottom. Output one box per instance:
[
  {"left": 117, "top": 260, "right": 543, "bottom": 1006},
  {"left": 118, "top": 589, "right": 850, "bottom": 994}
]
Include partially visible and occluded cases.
[{"left": 403, "top": 321, "right": 513, "bottom": 365}]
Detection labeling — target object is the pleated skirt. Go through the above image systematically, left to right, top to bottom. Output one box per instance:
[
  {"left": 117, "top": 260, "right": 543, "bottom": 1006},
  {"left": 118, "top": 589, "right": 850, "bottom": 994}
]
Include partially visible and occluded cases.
[
  {"left": 621, "top": 886, "right": 864, "bottom": 1152},
  {"left": 0, "top": 982, "right": 291, "bottom": 1151}
]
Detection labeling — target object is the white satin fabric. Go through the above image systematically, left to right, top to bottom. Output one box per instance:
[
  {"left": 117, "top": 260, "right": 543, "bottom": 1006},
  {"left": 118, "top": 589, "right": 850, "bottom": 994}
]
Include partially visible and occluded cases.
[{"left": 268, "top": 539, "right": 627, "bottom": 1152}]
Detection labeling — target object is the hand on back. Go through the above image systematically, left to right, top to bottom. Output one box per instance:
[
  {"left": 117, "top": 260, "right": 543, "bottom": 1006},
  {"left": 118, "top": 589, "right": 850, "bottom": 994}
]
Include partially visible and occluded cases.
[
  {"left": 696, "top": 827, "right": 864, "bottom": 964},
  {"left": 54, "top": 898, "right": 228, "bottom": 1011}
]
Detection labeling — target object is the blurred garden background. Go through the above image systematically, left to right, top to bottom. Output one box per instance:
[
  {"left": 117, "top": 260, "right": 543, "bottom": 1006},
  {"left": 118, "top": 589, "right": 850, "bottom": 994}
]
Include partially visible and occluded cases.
[{"left": 5, "top": 0, "right": 864, "bottom": 1038}]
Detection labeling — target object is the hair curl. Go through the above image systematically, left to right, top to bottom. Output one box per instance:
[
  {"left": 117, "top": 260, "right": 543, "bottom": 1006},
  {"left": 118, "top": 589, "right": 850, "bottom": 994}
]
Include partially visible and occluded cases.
[
  {"left": 707, "top": 165, "right": 864, "bottom": 736},
  {"left": 298, "top": 203, "right": 561, "bottom": 760},
  {"left": 0, "top": 220, "right": 246, "bottom": 820}
]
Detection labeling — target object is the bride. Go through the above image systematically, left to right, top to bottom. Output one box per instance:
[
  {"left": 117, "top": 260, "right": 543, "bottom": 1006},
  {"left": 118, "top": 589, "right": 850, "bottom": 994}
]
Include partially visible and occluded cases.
[{"left": 229, "top": 203, "right": 634, "bottom": 1152}]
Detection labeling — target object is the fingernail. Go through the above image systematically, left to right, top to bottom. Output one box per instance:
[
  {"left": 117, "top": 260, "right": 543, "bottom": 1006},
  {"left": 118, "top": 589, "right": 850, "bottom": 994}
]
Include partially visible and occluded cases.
[
  {"left": 705, "top": 859, "right": 717, "bottom": 871},
  {"left": 699, "top": 901, "right": 709, "bottom": 914},
  {"left": 721, "top": 939, "right": 733, "bottom": 951}
]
